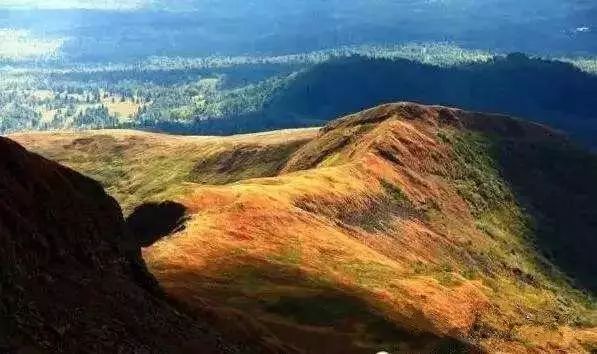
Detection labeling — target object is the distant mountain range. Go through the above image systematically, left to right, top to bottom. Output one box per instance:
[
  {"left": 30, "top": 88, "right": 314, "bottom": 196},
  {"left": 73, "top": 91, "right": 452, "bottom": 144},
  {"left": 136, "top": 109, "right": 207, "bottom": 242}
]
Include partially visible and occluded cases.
[{"left": 140, "top": 54, "right": 597, "bottom": 148}]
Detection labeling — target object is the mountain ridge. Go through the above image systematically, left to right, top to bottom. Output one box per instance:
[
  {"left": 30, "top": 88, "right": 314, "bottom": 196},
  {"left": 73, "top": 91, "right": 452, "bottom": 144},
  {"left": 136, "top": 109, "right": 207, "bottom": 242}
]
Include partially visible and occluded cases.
[{"left": 9, "top": 102, "right": 597, "bottom": 352}]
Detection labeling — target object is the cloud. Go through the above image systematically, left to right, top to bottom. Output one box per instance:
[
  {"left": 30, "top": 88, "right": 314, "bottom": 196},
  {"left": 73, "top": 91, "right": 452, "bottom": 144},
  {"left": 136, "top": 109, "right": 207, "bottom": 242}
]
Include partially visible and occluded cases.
[{"left": 0, "top": 0, "right": 150, "bottom": 10}]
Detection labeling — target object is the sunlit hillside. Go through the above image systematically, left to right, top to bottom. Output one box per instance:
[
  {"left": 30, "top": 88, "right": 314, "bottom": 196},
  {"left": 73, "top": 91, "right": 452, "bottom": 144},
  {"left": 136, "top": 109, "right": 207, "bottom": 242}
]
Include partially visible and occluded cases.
[
  {"left": 12, "top": 103, "right": 597, "bottom": 353},
  {"left": 11, "top": 128, "right": 317, "bottom": 213}
]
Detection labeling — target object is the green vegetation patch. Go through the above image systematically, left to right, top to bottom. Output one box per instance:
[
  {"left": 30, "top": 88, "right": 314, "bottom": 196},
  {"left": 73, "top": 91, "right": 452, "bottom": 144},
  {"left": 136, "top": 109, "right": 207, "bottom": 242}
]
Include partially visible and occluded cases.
[{"left": 442, "top": 131, "right": 512, "bottom": 215}]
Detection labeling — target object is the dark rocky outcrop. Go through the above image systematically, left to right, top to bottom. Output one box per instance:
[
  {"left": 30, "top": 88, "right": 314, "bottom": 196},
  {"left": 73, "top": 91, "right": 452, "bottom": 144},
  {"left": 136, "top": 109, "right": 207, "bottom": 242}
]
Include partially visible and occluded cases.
[{"left": 0, "top": 137, "right": 242, "bottom": 353}]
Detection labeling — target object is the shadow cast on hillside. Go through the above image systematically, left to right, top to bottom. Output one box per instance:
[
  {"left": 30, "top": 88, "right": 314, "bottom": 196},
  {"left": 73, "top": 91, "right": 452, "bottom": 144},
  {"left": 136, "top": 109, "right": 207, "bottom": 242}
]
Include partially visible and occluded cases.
[
  {"left": 493, "top": 139, "right": 597, "bottom": 294},
  {"left": 126, "top": 201, "right": 189, "bottom": 247},
  {"left": 157, "top": 257, "right": 475, "bottom": 354}
]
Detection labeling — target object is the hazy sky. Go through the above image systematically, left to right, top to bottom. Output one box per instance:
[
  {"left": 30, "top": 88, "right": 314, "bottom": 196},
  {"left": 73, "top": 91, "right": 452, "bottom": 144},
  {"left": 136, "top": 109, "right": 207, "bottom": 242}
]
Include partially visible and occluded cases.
[{"left": 0, "top": 0, "right": 588, "bottom": 12}]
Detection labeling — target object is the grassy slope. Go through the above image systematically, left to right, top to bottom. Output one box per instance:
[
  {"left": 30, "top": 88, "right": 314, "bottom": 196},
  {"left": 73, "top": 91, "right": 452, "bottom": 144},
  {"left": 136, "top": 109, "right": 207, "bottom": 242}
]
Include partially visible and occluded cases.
[
  {"left": 11, "top": 104, "right": 597, "bottom": 353},
  {"left": 10, "top": 128, "right": 317, "bottom": 214}
]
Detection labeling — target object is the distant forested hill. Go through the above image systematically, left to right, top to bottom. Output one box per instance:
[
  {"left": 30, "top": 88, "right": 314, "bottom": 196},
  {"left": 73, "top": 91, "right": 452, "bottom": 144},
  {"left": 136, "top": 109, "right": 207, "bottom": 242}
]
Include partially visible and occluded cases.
[
  {"left": 2, "top": 49, "right": 597, "bottom": 147},
  {"left": 161, "top": 54, "right": 597, "bottom": 147}
]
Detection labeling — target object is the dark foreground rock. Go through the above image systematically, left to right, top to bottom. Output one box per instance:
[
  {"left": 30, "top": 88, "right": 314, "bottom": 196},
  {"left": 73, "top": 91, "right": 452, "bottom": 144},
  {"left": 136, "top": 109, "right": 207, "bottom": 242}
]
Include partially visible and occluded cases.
[{"left": 0, "top": 137, "right": 245, "bottom": 353}]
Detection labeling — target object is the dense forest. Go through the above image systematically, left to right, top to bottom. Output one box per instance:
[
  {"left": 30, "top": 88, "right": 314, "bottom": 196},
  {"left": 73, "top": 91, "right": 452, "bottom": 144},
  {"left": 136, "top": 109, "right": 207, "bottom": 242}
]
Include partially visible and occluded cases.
[
  {"left": 2, "top": 46, "right": 597, "bottom": 147},
  {"left": 258, "top": 54, "right": 597, "bottom": 146}
]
